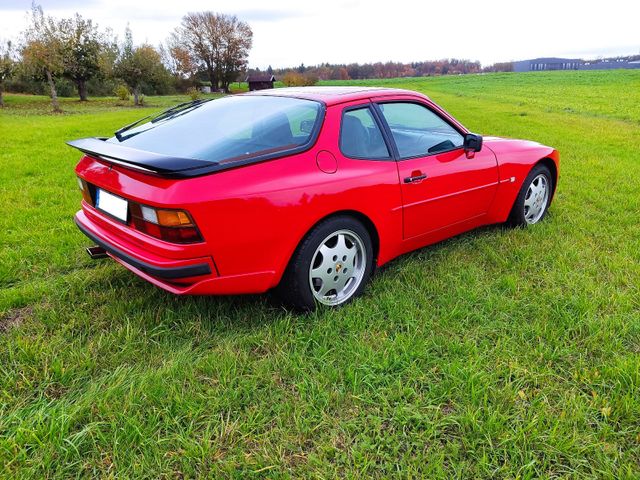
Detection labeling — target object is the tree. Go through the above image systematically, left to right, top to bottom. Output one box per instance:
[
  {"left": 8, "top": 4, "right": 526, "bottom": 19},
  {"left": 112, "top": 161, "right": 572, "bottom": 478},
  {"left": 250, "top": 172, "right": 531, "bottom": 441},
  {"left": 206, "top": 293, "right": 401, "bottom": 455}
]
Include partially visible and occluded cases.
[
  {"left": 21, "top": 5, "right": 64, "bottom": 112},
  {"left": 169, "top": 12, "right": 252, "bottom": 92},
  {"left": 58, "top": 13, "right": 111, "bottom": 101},
  {"left": 218, "top": 15, "right": 252, "bottom": 92},
  {"left": 114, "top": 27, "right": 169, "bottom": 106},
  {"left": 0, "top": 39, "right": 16, "bottom": 108},
  {"left": 166, "top": 43, "right": 198, "bottom": 79},
  {"left": 483, "top": 62, "right": 514, "bottom": 73},
  {"left": 282, "top": 71, "right": 318, "bottom": 87},
  {"left": 282, "top": 72, "right": 302, "bottom": 86}
]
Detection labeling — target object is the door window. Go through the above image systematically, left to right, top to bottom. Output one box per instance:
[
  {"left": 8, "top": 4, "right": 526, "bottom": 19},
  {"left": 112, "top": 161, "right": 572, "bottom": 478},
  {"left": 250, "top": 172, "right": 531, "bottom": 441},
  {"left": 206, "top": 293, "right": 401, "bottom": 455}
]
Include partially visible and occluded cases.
[
  {"left": 378, "top": 102, "right": 464, "bottom": 158},
  {"left": 340, "top": 107, "right": 390, "bottom": 159}
]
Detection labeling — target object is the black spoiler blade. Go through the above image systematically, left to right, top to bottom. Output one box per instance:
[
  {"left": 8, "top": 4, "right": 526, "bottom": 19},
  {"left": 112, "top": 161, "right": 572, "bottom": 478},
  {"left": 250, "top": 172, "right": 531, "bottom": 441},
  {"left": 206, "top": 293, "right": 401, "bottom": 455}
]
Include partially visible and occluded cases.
[{"left": 66, "top": 137, "right": 215, "bottom": 178}]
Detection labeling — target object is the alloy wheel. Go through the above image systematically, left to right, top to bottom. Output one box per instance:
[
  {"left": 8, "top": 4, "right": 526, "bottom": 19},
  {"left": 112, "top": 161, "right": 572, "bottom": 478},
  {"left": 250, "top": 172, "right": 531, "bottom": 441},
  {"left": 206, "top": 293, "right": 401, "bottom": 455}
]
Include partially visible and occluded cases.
[
  {"left": 524, "top": 173, "right": 549, "bottom": 224},
  {"left": 308, "top": 229, "right": 367, "bottom": 306}
]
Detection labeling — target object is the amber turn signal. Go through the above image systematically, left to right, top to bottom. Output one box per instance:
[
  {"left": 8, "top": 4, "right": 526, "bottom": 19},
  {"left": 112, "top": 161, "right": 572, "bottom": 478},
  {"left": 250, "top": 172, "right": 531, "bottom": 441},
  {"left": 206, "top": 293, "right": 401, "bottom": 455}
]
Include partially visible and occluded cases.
[
  {"left": 130, "top": 203, "right": 202, "bottom": 244},
  {"left": 156, "top": 209, "right": 193, "bottom": 227}
]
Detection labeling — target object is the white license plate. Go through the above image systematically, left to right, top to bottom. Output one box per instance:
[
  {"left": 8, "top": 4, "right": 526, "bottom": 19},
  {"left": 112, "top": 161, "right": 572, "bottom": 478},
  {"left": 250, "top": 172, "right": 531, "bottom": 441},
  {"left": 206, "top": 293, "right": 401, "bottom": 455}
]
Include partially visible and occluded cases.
[{"left": 96, "top": 189, "right": 128, "bottom": 222}]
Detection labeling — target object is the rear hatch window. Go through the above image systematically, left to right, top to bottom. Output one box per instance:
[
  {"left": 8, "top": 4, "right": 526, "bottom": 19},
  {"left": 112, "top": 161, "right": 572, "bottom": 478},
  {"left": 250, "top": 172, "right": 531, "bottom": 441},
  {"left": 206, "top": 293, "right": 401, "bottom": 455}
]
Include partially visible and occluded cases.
[{"left": 108, "top": 95, "right": 323, "bottom": 167}]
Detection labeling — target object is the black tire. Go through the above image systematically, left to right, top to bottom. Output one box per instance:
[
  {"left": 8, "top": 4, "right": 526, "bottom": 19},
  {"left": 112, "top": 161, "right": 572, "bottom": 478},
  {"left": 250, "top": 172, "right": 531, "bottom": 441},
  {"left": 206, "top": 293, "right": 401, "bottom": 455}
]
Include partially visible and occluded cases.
[
  {"left": 507, "top": 163, "right": 554, "bottom": 227},
  {"left": 275, "top": 216, "right": 374, "bottom": 311}
]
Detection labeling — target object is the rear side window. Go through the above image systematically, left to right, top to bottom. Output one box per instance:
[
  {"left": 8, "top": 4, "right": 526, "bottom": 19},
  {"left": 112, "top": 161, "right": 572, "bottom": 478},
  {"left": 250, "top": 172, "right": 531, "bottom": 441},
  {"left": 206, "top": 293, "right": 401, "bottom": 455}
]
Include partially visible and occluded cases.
[
  {"left": 108, "top": 95, "right": 323, "bottom": 165},
  {"left": 378, "top": 102, "right": 464, "bottom": 158},
  {"left": 340, "top": 107, "right": 390, "bottom": 159}
]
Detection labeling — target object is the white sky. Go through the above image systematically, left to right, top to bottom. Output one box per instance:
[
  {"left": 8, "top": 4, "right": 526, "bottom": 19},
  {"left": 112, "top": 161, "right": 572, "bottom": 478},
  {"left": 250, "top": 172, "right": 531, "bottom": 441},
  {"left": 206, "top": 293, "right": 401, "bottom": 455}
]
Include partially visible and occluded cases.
[{"left": 1, "top": 0, "right": 639, "bottom": 68}]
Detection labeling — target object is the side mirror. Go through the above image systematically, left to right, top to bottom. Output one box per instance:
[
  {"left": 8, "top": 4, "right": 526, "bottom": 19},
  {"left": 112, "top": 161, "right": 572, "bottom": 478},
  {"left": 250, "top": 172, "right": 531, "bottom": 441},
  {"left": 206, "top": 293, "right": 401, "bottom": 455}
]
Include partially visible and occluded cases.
[{"left": 463, "top": 133, "right": 483, "bottom": 152}]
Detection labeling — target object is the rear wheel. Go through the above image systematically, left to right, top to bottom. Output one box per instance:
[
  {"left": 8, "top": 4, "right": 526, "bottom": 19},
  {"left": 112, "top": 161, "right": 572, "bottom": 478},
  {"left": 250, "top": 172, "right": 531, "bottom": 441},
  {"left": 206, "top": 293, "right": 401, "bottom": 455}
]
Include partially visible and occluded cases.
[
  {"left": 507, "top": 164, "right": 553, "bottom": 227},
  {"left": 276, "top": 216, "right": 374, "bottom": 311}
]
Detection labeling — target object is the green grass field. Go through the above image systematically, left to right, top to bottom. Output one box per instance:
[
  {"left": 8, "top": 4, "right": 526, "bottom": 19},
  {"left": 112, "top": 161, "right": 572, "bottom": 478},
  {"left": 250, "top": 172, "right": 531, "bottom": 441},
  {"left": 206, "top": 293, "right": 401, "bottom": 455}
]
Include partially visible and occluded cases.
[{"left": 1, "top": 70, "right": 639, "bottom": 478}]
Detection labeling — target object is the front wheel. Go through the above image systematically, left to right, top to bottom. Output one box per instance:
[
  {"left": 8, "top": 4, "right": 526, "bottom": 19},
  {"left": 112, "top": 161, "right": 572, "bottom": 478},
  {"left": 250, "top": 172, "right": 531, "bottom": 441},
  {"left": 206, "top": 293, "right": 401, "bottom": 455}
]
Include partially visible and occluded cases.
[
  {"left": 507, "top": 164, "right": 554, "bottom": 227},
  {"left": 275, "top": 216, "right": 374, "bottom": 311}
]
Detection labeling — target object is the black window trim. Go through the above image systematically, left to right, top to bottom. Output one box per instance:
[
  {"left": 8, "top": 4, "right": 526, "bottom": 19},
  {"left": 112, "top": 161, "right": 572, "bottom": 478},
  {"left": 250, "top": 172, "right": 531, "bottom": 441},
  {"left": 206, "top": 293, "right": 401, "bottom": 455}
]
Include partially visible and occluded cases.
[
  {"left": 372, "top": 100, "right": 466, "bottom": 161},
  {"left": 339, "top": 102, "right": 395, "bottom": 161}
]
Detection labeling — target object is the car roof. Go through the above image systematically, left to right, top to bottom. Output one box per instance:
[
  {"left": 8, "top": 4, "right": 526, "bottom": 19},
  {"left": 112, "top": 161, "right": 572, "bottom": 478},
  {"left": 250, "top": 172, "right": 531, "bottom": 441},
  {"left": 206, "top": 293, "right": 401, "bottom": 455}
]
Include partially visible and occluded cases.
[{"left": 243, "top": 86, "right": 430, "bottom": 106}]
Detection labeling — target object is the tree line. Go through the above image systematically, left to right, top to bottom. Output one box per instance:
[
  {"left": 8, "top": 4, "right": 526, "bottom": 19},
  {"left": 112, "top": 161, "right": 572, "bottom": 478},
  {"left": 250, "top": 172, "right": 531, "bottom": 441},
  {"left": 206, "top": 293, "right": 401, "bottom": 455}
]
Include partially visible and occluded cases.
[
  {"left": 0, "top": 4, "right": 522, "bottom": 112},
  {"left": 0, "top": 5, "right": 253, "bottom": 110},
  {"left": 253, "top": 58, "right": 513, "bottom": 85},
  {"left": 289, "top": 59, "right": 483, "bottom": 80}
]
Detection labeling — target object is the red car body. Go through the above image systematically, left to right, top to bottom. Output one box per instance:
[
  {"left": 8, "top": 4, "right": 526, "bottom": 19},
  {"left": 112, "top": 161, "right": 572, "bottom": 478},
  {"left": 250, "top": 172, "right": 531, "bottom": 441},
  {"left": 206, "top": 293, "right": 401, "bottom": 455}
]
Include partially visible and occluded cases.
[{"left": 72, "top": 87, "right": 559, "bottom": 297}]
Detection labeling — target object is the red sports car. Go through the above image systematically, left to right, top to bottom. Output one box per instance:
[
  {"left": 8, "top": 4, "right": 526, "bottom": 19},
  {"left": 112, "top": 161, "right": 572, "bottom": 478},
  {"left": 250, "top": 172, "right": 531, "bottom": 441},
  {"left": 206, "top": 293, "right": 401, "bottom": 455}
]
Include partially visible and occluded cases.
[{"left": 70, "top": 87, "right": 559, "bottom": 310}]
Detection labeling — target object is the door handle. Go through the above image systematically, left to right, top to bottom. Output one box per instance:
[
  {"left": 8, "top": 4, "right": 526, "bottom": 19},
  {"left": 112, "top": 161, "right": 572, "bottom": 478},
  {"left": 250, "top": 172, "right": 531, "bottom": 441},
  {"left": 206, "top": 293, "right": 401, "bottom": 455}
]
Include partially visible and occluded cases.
[{"left": 404, "top": 174, "right": 427, "bottom": 184}]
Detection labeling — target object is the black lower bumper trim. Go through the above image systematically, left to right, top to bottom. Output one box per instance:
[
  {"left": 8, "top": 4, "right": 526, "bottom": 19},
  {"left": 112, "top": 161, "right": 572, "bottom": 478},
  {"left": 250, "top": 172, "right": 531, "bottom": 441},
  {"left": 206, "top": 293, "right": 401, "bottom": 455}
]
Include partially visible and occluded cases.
[{"left": 75, "top": 217, "right": 211, "bottom": 280}]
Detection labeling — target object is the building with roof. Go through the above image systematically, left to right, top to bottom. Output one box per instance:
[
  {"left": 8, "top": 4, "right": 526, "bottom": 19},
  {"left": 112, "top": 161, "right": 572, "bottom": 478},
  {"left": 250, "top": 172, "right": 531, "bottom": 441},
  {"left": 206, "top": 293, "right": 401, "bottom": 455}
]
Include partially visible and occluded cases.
[
  {"left": 513, "top": 57, "right": 640, "bottom": 72},
  {"left": 513, "top": 58, "right": 582, "bottom": 72},
  {"left": 246, "top": 75, "right": 276, "bottom": 91}
]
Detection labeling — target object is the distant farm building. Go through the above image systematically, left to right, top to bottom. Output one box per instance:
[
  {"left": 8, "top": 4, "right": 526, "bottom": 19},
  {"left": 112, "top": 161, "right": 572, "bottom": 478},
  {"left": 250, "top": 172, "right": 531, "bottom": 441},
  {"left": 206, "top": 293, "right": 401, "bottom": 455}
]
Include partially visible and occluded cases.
[
  {"left": 514, "top": 57, "right": 640, "bottom": 72},
  {"left": 514, "top": 57, "right": 582, "bottom": 72},
  {"left": 246, "top": 75, "right": 275, "bottom": 91}
]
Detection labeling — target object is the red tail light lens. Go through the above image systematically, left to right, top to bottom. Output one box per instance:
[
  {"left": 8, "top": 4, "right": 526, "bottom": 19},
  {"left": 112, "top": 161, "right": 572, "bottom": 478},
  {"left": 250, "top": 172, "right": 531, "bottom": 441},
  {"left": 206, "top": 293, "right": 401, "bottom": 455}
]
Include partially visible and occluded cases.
[{"left": 129, "top": 203, "right": 203, "bottom": 244}]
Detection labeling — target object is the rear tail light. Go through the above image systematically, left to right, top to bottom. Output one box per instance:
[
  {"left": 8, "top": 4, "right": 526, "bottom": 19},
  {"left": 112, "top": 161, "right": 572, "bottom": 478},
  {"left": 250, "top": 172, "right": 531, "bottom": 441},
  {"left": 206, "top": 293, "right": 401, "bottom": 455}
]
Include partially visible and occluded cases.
[
  {"left": 77, "top": 177, "right": 203, "bottom": 244},
  {"left": 77, "top": 178, "right": 94, "bottom": 206},
  {"left": 129, "top": 203, "right": 203, "bottom": 244}
]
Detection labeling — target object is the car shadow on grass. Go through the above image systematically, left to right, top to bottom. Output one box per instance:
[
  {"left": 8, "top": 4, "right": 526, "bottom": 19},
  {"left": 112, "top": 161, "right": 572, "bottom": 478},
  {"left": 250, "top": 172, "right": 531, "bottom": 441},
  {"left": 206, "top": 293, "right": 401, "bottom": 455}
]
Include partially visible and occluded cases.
[
  {"left": 84, "top": 205, "right": 564, "bottom": 344},
  {"left": 80, "top": 222, "right": 520, "bottom": 336},
  {"left": 373, "top": 222, "right": 510, "bottom": 276},
  {"left": 86, "top": 266, "right": 293, "bottom": 331}
]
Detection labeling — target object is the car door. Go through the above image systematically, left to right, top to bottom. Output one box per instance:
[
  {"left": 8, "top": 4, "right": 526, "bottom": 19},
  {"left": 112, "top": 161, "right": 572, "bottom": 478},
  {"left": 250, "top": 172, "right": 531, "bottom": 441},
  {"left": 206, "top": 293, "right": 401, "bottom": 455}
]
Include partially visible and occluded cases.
[{"left": 375, "top": 101, "right": 499, "bottom": 239}]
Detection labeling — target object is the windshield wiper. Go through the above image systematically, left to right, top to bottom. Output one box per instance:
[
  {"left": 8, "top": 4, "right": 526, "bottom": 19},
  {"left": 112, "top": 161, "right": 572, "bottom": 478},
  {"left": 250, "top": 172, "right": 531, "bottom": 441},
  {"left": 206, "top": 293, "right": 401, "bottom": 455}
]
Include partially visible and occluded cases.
[{"left": 114, "top": 98, "right": 212, "bottom": 141}]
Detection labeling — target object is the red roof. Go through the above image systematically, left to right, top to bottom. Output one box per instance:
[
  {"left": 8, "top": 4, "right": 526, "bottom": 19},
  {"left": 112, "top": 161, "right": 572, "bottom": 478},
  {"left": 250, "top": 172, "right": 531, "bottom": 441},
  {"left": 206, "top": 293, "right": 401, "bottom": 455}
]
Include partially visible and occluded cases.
[{"left": 243, "top": 86, "right": 429, "bottom": 106}]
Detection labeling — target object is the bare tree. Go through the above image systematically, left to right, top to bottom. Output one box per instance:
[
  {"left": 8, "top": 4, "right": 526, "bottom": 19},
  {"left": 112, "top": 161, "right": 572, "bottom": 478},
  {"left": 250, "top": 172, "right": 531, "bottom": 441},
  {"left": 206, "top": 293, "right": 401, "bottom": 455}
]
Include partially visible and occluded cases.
[
  {"left": 21, "top": 5, "right": 64, "bottom": 112},
  {"left": 169, "top": 12, "right": 252, "bottom": 92},
  {"left": 0, "top": 39, "right": 16, "bottom": 108}
]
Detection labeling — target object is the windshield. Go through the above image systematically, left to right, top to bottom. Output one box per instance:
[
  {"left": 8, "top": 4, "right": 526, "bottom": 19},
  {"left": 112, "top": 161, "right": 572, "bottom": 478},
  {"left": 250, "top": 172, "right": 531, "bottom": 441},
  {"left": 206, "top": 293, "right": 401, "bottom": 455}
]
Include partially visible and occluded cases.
[{"left": 107, "top": 95, "right": 323, "bottom": 165}]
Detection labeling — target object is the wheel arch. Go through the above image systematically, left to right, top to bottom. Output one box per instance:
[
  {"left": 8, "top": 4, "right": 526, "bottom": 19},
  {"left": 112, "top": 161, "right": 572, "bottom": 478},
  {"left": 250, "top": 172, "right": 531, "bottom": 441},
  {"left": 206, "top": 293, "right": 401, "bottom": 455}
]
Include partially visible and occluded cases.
[
  {"left": 504, "top": 156, "right": 558, "bottom": 226},
  {"left": 536, "top": 157, "right": 558, "bottom": 198},
  {"left": 274, "top": 209, "right": 381, "bottom": 287},
  {"left": 304, "top": 210, "right": 380, "bottom": 264}
]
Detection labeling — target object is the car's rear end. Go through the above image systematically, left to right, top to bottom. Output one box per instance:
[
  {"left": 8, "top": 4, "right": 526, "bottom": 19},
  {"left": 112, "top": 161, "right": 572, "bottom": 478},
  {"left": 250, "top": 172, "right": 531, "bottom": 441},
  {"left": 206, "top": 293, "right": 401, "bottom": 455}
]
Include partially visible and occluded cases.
[
  {"left": 71, "top": 95, "right": 325, "bottom": 295},
  {"left": 74, "top": 156, "right": 221, "bottom": 294}
]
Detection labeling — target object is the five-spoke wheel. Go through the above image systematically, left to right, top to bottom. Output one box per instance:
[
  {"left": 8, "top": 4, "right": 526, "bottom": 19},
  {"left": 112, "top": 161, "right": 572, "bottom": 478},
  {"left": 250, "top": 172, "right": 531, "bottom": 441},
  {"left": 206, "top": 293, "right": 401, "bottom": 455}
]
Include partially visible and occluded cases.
[
  {"left": 508, "top": 163, "right": 554, "bottom": 227},
  {"left": 523, "top": 173, "right": 549, "bottom": 224},
  {"left": 276, "top": 216, "right": 373, "bottom": 311},
  {"left": 308, "top": 229, "right": 367, "bottom": 306}
]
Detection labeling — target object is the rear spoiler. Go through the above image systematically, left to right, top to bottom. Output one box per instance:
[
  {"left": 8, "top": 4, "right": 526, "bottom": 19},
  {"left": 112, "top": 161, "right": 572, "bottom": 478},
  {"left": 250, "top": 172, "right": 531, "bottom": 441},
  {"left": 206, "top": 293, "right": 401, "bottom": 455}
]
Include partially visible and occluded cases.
[{"left": 66, "top": 137, "right": 217, "bottom": 178}]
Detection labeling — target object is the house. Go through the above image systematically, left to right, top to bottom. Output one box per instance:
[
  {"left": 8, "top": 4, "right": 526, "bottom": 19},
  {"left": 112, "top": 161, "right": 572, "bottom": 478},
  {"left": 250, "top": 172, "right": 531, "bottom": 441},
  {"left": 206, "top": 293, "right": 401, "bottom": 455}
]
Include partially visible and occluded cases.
[{"left": 246, "top": 74, "right": 275, "bottom": 91}]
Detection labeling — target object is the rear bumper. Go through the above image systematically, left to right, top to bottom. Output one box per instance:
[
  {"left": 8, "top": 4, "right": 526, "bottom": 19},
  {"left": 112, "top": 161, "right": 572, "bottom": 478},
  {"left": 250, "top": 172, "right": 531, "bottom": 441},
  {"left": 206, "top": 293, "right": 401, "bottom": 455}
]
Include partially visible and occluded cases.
[
  {"left": 74, "top": 210, "right": 276, "bottom": 295},
  {"left": 75, "top": 217, "right": 211, "bottom": 280}
]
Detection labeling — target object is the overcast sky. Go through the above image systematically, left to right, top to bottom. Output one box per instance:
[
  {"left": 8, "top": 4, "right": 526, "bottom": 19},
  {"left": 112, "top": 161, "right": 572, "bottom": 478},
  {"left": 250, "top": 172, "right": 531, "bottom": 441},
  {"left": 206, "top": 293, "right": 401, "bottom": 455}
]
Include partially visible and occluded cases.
[{"left": 1, "top": 0, "right": 638, "bottom": 68}]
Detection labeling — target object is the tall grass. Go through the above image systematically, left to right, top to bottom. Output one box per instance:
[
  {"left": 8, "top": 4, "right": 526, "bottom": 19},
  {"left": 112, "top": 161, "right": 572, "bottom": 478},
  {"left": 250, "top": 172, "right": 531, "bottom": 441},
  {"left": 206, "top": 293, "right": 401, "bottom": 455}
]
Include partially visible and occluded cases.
[{"left": 1, "top": 70, "right": 639, "bottom": 478}]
